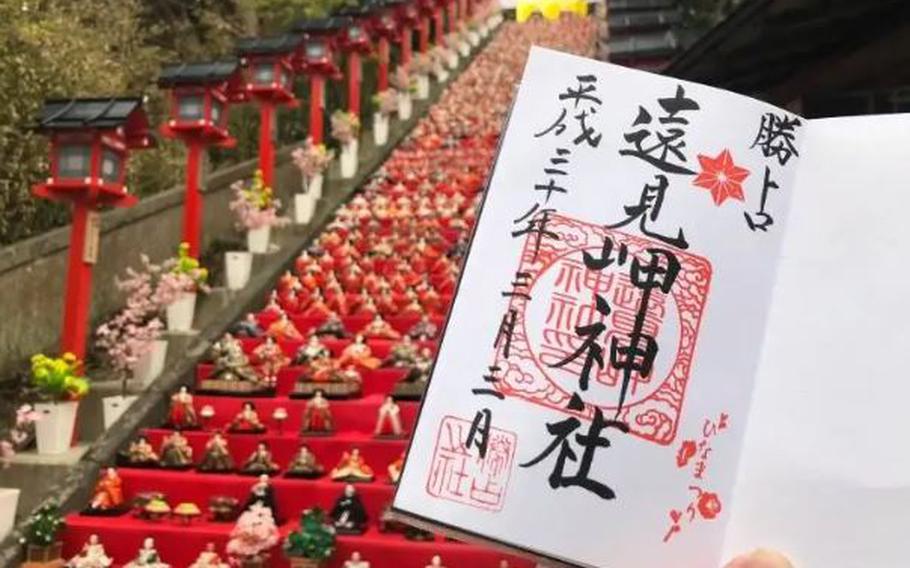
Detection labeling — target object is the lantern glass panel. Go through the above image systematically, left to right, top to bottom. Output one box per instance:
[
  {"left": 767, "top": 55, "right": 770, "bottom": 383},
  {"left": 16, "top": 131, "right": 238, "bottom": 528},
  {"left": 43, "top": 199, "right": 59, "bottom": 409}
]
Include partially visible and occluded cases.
[
  {"left": 349, "top": 26, "right": 362, "bottom": 40},
  {"left": 306, "top": 42, "right": 325, "bottom": 60},
  {"left": 254, "top": 63, "right": 275, "bottom": 84},
  {"left": 178, "top": 94, "right": 205, "bottom": 120},
  {"left": 211, "top": 99, "right": 224, "bottom": 125},
  {"left": 57, "top": 144, "right": 91, "bottom": 179},
  {"left": 101, "top": 149, "right": 122, "bottom": 184}
]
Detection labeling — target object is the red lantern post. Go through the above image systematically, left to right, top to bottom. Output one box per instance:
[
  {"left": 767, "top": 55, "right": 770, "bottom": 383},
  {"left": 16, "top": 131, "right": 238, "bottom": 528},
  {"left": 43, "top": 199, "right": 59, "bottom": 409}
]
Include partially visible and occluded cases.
[
  {"left": 417, "top": 0, "right": 436, "bottom": 53},
  {"left": 394, "top": 1, "right": 420, "bottom": 68},
  {"left": 365, "top": 2, "right": 403, "bottom": 92},
  {"left": 338, "top": 22, "right": 373, "bottom": 117},
  {"left": 292, "top": 31, "right": 342, "bottom": 145},
  {"left": 236, "top": 35, "right": 302, "bottom": 189},
  {"left": 158, "top": 61, "right": 247, "bottom": 257},
  {"left": 32, "top": 98, "right": 155, "bottom": 361}
]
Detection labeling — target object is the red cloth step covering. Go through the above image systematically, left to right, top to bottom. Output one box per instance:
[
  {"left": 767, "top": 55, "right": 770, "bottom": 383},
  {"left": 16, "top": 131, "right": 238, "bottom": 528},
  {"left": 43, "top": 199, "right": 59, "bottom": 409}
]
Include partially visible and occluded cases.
[
  {"left": 255, "top": 314, "right": 446, "bottom": 335},
  {"left": 234, "top": 337, "right": 437, "bottom": 360},
  {"left": 195, "top": 366, "right": 411, "bottom": 398},
  {"left": 180, "top": 395, "right": 419, "bottom": 435},
  {"left": 141, "top": 428, "right": 407, "bottom": 476},
  {"left": 108, "top": 464, "right": 395, "bottom": 521},
  {"left": 63, "top": 516, "right": 534, "bottom": 568}
]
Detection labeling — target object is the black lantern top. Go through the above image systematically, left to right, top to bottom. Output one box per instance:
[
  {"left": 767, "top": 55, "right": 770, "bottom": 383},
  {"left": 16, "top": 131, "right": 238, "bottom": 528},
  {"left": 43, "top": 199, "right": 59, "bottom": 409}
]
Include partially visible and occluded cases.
[
  {"left": 292, "top": 16, "right": 353, "bottom": 36},
  {"left": 235, "top": 33, "right": 305, "bottom": 57},
  {"left": 158, "top": 60, "right": 241, "bottom": 88},
  {"left": 36, "top": 97, "right": 155, "bottom": 148}
]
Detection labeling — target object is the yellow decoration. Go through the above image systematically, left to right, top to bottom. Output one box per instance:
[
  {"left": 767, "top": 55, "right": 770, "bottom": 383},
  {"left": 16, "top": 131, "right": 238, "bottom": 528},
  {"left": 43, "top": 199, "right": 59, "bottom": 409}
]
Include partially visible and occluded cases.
[{"left": 516, "top": 0, "right": 586, "bottom": 22}]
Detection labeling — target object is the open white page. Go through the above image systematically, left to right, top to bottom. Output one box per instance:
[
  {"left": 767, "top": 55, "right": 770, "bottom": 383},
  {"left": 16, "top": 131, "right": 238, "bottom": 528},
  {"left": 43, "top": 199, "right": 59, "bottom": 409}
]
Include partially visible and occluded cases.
[
  {"left": 395, "top": 48, "right": 806, "bottom": 568},
  {"left": 722, "top": 114, "right": 910, "bottom": 567}
]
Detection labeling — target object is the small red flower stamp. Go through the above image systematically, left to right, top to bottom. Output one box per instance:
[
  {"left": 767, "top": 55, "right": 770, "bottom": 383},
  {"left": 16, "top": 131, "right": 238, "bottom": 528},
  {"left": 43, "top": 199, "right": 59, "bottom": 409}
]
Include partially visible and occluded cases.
[
  {"left": 693, "top": 149, "right": 750, "bottom": 206},
  {"left": 425, "top": 415, "right": 518, "bottom": 512},
  {"left": 676, "top": 440, "right": 697, "bottom": 468},
  {"left": 696, "top": 491, "right": 722, "bottom": 520}
]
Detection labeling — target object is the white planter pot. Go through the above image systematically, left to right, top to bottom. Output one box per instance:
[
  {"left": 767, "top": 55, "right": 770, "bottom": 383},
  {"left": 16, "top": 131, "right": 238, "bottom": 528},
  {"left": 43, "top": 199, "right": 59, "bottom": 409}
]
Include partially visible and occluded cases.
[
  {"left": 468, "top": 31, "right": 480, "bottom": 46},
  {"left": 457, "top": 41, "right": 470, "bottom": 57},
  {"left": 446, "top": 51, "right": 459, "bottom": 70},
  {"left": 437, "top": 68, "right": 450, "bottom": 82},
  {"left": 416, "top": 75, "right": 430, "bottom": 99},
  {"left": 398, "top": 93, "right": 413, "bottom": 120},
  {"left": 373, "top": 113, "right": 390, "bottom": 146},
  {"left": 340, "top": 142, "right": 358, "bottom": 179},
  {"left": 304, "top": 173, "right": 324, "bottom": 200},
  {"left": 294, "top": 193, "right": 316, "bottom": 225},
  {"left": 247, "top": 225, "right": 271, "bottom": 254},
  {"left": 225, "top": 251, "right": 253, "bottom": 290},
  {"left": 166, "top": 292, "right": 197, "bottom": 332},
  {"left": 132, "top": 339, "right": 168, "bottom": 388},
  {"left": 102, "top": 395, "right": 138, "bottom": 430},
  {"left": 34, "top": 401, "right": 78, "bottom": 455},
  {"left": 0, "top": 489, "right": 19, "bottom": 541}
]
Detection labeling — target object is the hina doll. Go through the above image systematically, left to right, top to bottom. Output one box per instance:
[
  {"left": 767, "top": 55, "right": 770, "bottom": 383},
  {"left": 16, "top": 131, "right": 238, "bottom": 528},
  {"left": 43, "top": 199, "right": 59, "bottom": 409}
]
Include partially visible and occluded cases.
[
  {"left": 303, "top": 290, "right": 333, "bottom": 318},
  {"left": 350, "top": 294, "right": 378, "bottom": 318},
  {"left": 314, "top": 311, "right": 348, "bottom": 338},
  {"left": 267, "top": 312, "right": 304, "bottom": 342},
  {"left": 228, "top": 313, "right": 264, "bottom": 338},
  {"left": 361, "top": 314, "right": 401, "bottom": 340},
  {"left": 408, "top": 315, "right": 439, "bottom": 340},
  {"left": 202, "top": 333, "right": 266, "bottom": 394},
  {"left": 293, "top": 335, "right": 331, "bottom": 366},
  {"left": 337, "top": 335, "right": 381, "bottom": 371},
  {"left": 382, "top": 335, "right": 419, "bottom": 368},
  {"left": 250, "top": 336, "right": 289, "bottom": 388},
  {"left": 393, "top": 347, "right": 434, "bottom": 399},
  {"left": 165, "top": 386, "right": 198, "bottom": 430},
  {"left": 300, "top": 391, "right": 334, "bottom": 435},
  {"left": 374, "top": 396, "right": 404, "bottom": 438},
  {"left": 228, "top": 401, "right": 267, "bottom": 434},
  {"left": 159, "top": 431, "right": 193, "bottom": 469},
  {"left": 197, "top": 432, "right": 235, "bottom": 473},
  {"left": 124, "top": 435, "right": 159, "bottom": 467},
  {"left": 240, "top": 442, "right": 280, "bottom": 475},
  {"left": 285, "top": 444, "right": 325, "bottom": 479},
  {"left": 330, "top": 448, "right": 375, "bottom": 482},
  {"left": 387, "top": 452, "right": 404, "bottom": 484},
  {"left": 85, "top": 468, "right": 124, "bottom": 515},
  {"left": 243, "top": 474, "right": 279, "bottom": 522},
  {"left": 331, "top": 484, "right": 368, "bottom": 535},
  {"left": 66, "top": 534, "right": 113, "bottom": 568},
  {"left": 124, "top": 538, "right": 170, "bottom": 568},
  {"left": 188, "top": 543, "right": 229, "bottom": 568},
  {"left": 343, "top": 552, "right": 370, "bottom": 568},
  {"left": 425, "top": 556, "right": 446, "bottom": 568}
]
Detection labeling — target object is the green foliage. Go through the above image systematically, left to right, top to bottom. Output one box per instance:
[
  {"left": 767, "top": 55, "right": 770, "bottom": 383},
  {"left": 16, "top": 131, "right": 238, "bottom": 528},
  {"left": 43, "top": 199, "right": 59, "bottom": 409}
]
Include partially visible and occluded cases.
[
  {"left": 0, "top": 0, "right": 246, "bottom": 246},
  {"left": 251, "top": 0, "right": 356, "bottom": 34},
  {"left": 30, "top": 353, "right": 90, "bottom": 402},
  {"left": 20, "top": 501, "right": 65, "bottom": 546},
  {"left": 283, "top": 507, "right": 336, "bottom": 560}
]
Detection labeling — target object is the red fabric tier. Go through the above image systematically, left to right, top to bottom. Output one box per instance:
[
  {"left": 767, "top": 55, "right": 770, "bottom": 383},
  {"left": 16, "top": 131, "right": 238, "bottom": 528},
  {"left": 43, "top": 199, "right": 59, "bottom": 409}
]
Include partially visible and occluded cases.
[
  {"left": 195, "top": 366, "right": 413, "bottom": 398},
  {"left": 177, "top": 394, "right": 418, "bottom": 435},
  {"left": 140, "top": 428, "right": 408, "bottom": 477},
  {"left": 64, "top": 516, "right": 534, "bottom": 568}
]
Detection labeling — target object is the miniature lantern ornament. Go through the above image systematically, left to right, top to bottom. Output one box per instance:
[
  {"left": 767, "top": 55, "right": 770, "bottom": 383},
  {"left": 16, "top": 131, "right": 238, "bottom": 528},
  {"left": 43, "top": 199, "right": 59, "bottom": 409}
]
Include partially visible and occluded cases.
[
  {"left": 331, "top": 15, "right": 373, "bottom": 118},
  {"left": 292, "top": 19, "right": 344, "bottom": 145},
  {"left": 235, "top": 34, "right": 304, "bottom": 189},
  {"left": 158, "top": 60, "right": 247, "bottom": 257},
  {"left": 32, "top": 97, "right": 155, "bottom": 361}
]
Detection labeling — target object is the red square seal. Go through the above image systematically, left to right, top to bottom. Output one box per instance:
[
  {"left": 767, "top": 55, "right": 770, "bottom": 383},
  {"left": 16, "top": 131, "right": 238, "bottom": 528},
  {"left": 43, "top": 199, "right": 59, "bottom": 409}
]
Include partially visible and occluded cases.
[
  {"left": 493, "top": 213, "right": 712, "bottom": 445},
  {"left": 425, "top": 415, "right": 518, "bottom": 512}
]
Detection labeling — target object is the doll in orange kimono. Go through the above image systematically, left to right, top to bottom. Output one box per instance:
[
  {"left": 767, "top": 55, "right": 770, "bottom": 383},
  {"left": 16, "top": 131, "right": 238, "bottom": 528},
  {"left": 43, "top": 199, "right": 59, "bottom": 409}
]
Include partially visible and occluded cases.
[
  {"left": 267, "top": 312, "right": 304, "bottom": 342},
  {"left": 362, "top": 314, "right": 401, "bottom": 340},
  {"left": 337, "top": 335, "right": 381, "bottom": 371},
  {"left": 87, "top": 468, "right": 125, "bottom": 514}
]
